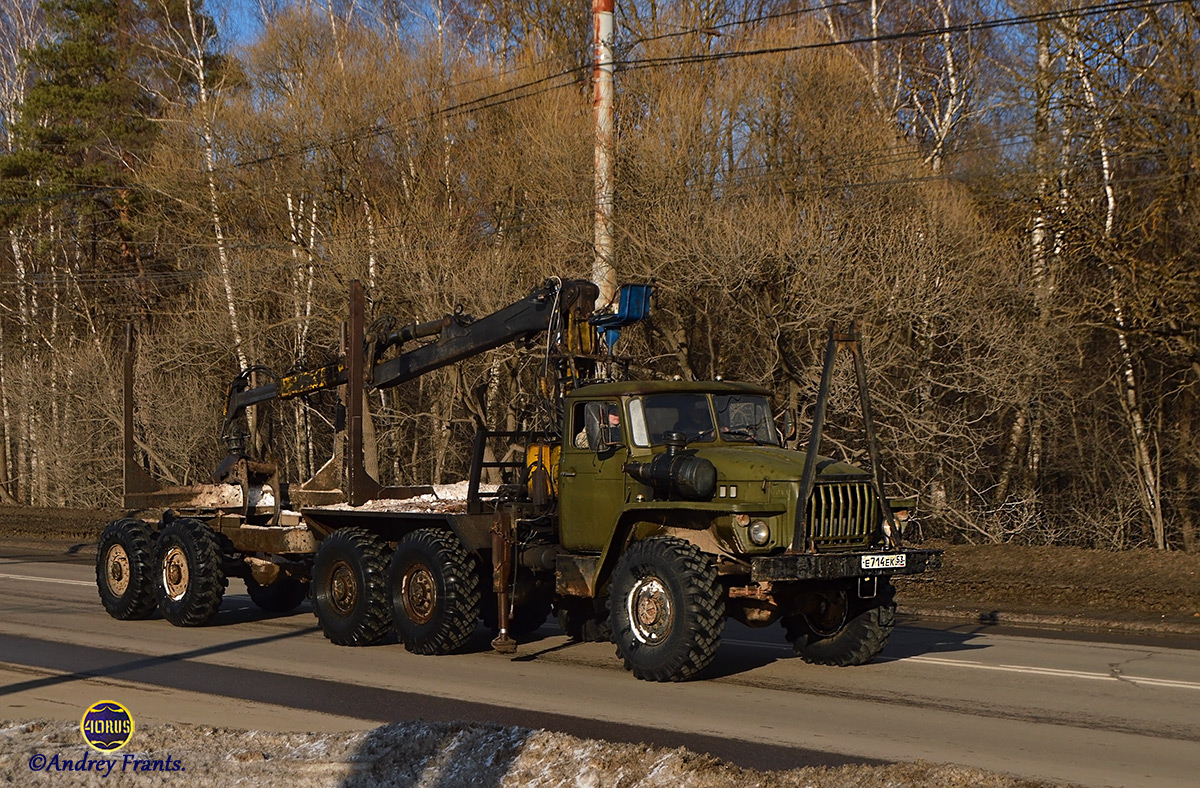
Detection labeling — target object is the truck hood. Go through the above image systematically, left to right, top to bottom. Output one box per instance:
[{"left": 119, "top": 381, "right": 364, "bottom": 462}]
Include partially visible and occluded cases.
[{"left": 689, "top": 445, "right": 868, "bottom": 481}]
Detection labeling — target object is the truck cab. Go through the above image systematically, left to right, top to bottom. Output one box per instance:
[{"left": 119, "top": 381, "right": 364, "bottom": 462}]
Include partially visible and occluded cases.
[{"left": 559, "top": 380, "right": 888, "bottom": 559}]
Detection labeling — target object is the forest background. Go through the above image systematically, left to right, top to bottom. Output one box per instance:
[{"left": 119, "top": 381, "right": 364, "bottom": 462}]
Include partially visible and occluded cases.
[{"left": 0, "top": 0, "right": 1196, "bottom": 552}]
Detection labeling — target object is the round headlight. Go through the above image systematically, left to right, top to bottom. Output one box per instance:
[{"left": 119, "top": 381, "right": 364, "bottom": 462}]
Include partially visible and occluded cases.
[{"left": 748, "top": 520, "right": 771, "bottom": 546}]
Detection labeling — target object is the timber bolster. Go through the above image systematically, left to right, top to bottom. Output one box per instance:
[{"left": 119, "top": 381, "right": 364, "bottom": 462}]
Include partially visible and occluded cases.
[{"left": 751, "top": 548, "right": 942, "bottom": 583}]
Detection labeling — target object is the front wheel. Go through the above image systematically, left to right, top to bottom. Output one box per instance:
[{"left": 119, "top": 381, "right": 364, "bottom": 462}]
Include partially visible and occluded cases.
[
  {"left": 154, "top": 518, "right": 227, "bottom": 627},
  {"left": 96, "top": 519, "right": 158, "bottom": 620},
  {"left": 311, "top": 528, "right": 391, "bottom": 646},
  {"left": 390, "top": 529, "right": 481, "bottom": 655},
  {"left": 609, "top": 537, "right": 725, "bottom": 682},
  {"left": 784, "top": 579, "right": 896, "bottom": 666}
]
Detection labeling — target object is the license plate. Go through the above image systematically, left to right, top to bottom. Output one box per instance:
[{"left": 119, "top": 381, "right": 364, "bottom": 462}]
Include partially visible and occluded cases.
[{"left": 861, "top": 554, "right": 906, "bottom": 570}]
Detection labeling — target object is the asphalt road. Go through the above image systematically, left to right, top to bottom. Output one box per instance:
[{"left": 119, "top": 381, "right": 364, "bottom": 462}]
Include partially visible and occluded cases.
[{"left": 1, "top": 545, "right": 1198, "bottom": 788}]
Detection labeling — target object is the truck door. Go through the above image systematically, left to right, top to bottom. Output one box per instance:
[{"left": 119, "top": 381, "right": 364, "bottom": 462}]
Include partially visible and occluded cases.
[{"left": 558, "top": 400, "right": 628, "bottom": 552}]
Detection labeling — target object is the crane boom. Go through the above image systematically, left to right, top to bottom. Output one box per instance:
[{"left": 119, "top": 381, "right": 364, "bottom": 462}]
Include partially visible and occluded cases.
[{"left": 219, "top": 277, "right": 603, "bottom": 468}]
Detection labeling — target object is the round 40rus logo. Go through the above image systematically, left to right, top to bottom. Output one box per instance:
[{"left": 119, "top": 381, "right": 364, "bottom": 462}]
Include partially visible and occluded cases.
[{"left": 80, "top": 701, "right": 134, "bottom": 752}]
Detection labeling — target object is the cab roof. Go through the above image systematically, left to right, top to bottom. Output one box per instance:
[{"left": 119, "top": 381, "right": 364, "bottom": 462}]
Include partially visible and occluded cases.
[{"left": 566, "top": 379, "right": 771, "bottom": 399}]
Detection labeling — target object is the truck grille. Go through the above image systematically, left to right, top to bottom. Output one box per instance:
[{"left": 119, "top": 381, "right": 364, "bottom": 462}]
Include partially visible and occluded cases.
[{"left": 806, "top": 481, "right": 879, "bottom": 549}]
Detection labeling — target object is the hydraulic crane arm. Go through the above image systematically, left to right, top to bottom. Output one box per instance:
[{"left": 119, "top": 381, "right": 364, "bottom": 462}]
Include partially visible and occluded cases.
[
  {"left": 221, "top": 277, "right": 601, "bottom": 443},
  {"left": 370, "top": 280, "right": 594, "bottom": 389},
  {"left": 223, "top": 363, "right": 345, "bottom": 429}
]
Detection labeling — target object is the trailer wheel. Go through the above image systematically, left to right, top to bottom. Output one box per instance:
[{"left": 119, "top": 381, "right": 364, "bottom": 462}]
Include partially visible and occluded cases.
[
  {"left": 154, "top": 518, "right": 227, "bottom": 627},
  {"left": 96, "top": 519, "right": 158, "bottom": 620},
  {"left": 311, "top": 528, "right": 391, "bottom": 646},
  {"left": 390, "top": 529, "right": 480, "bottom": 655},
  {"left": 609, "top": 537, "right": 725, "bottom": 682},
  {"left": 246, "top": 575, "right": 310, "bottom": 613},
  {"left": 784, "top": 579, "right": 896, "bottom": 666}
]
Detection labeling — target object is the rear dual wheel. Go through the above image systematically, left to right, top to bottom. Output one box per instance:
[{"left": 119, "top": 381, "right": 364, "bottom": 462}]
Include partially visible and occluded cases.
[
  {"left": 98, "top": 517, "right": 228, "bottom": 626},
  {"left": 154, "top": 518, "right": 228, "bottom": 627},
  {"left": 97, "top": 519, "right": 158, "bottom": 620},
  {"left": 310, "top": 527, "right": 481, "bottom": 653},
  {"left": 311, "top": 528, "right": 391, "bottom": 646},
  {"left": 391, "top": 529, "right": 481, "bottom": 655}
]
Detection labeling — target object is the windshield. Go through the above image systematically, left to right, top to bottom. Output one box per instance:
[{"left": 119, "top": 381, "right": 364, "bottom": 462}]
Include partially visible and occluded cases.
[
  {"left": 629, "top": 394, "right": 715, "bottom": 446},
  {"left": 713, "top": 394, "right": 778, "bottom": 444}
]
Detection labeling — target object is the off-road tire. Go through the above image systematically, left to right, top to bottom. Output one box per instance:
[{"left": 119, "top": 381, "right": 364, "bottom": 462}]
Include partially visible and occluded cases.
[
  {"left": 154, "top": 518, "right": 227, "bottom": 627},
  {"left": 96, "top": 519, "right": 158, "bottom": 620},
  {"left": 311, "top": 528, "right": 391, "bottom": 646},
  {"left": 390, "top": 529, "right": 480, "bottom": 655},
  {"left": 609, "top": 537, "right": 725, "bottom": 682},
  {"left": 246, "top": 575, "right": 310, "bottom": 613},
  {"left": 785, "top": 580, "right": 896, "bottom": 666},
  {"left": 554, "top": 596, "right": 611, "bottom": 642}
]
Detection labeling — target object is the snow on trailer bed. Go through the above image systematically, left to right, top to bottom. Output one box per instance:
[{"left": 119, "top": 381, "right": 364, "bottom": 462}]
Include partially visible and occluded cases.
[
  {"left": 199, "top": 481, "right": 505, "bottom": 551},
  {"left": 143, "top": 482, "right": 494, "bottom": 518},
  {"left": 297, "top": 482, "right": 502, "bottom": 548},
  {"left": 313, "top": 482, "right": 500, "bottom": 514},
  {"left": 133, "top": 483, "right": 279, "bottom": 511}
]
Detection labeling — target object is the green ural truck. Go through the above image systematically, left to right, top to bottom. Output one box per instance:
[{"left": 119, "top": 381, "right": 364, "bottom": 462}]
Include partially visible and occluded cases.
[{"left": 97, "top": 278, "right": 941, "bottom": 682}]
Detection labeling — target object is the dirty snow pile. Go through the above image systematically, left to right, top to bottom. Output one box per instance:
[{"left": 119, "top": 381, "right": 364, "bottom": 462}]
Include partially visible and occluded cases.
[{"left": 1, "top": 720, "right": 1064, "bottom": 788}]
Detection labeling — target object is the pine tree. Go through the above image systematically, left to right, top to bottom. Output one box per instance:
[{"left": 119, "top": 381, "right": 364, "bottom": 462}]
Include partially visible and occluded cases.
[{"left": 0, "top": 0, "right": 158, "bottom": 272}]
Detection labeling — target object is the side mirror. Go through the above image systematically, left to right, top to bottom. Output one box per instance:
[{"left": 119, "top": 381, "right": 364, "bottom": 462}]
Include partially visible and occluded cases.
[
  {"left": 584, "top": 402, "right": 624, "bottom": 452},
  {"left": 584, "top": 404, "right": 603, "bottom": 450},
  {"left": 779, "top": 409, "right": 798, "bottom": 445},
  {"left": 601, "top": 422, "right": 624, "bottom": 450}
]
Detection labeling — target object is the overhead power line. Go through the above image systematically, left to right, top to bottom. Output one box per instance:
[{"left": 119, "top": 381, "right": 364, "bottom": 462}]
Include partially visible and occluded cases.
[
  {"left": 3, "top": 0, "right": 1190, "bottom": 200},
  {"left": 228, "top": 0, "right": 1189, "bottom": 172},
  {"left": 617, "top": 0, "right": 1189, "bottom": 72},
  {"left": 625, "top": 0, "right": 870, "bottom": 47}
]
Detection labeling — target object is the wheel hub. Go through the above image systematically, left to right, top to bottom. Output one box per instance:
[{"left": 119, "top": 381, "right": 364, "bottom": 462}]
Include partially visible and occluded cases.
[
  {"left": 105, "top": 544, "right": 130, "bottom": 596},
  {"left": 161, "top": 545, "right": 190, "bottom": 601},
  {"left": 329, "top": 560, "right": 358, "bottom": 615},
  {"left": 400, "top": 563, "right": 437, "bottom": 625},
  {"left": 627, "top": 575, "right": 672, "bottom": 644},
  {"left": 806, "top": 589, "right": 849, "bottom": 637}
]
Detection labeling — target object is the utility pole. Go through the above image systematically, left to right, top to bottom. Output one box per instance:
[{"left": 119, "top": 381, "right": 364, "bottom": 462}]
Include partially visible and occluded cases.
[{"left": 592, "top": 0, "right": 617, "bottom": 309}]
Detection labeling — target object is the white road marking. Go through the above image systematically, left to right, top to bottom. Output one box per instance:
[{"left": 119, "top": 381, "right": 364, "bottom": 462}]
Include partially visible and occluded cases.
[
  {"left": 0, "top": 571, "right": 93, "bottom": 588},
  {"left": 725, "top": 639, "right": 1200, "bottom": 691},
  {"left": 897, "top": 654, "right": 1200, "bottom": 692}
]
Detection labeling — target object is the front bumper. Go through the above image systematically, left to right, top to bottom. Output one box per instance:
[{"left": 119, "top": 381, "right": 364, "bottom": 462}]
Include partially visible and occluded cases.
[{"left": 751, "top": 547, "right": 942, "bottom": 582}]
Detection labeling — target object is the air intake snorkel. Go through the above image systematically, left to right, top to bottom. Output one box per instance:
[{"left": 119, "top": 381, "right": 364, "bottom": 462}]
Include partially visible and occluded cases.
[{"left": 624, "top": 431, "right": 717, "bottom": 501}]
